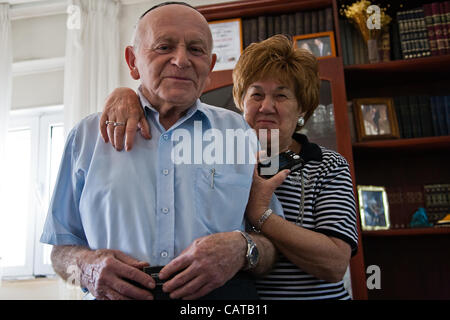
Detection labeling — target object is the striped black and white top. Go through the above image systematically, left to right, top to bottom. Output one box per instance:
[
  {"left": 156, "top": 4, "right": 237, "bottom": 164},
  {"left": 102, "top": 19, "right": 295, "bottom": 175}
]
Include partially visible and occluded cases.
[{"left": 255, "top": 134, "right": 358, "bottom": 300}]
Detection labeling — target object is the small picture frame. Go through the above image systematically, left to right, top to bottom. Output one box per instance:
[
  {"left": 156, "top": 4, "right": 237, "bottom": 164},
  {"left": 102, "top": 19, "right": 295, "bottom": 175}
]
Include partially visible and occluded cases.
[
  {"left": 209, "top": 18, "right": 243, "bottom": 72},
  {"left": 293, "top": 31, "right": 336, "bottom": 59},
  {"left": 353, "top": 98, "right": 400, "bottom": 142},
  {"left": 357, "top": 185, "right": 391, "bottom": 231}
]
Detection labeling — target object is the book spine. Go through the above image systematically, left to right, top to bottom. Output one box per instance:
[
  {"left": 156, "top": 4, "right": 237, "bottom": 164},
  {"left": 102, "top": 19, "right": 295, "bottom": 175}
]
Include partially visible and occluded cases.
[
  {"left": 443, "top": 1, "right": 450, "bottom": 54},
  {"left": 432, "top": 2, "right": 446, "bottom": 55},
  {"left": 440, "top": 2, "right": 450, "bottom": 54},
  {"left": 423, "top": 4, "right": 439, "bottom": 56},
  {"left": 325, "top": 7, "right": 333, "bottom": 31},
  {"left": 418, "top": 7, "right": 432, "bottom": 57},
  {"left": 318, "top": 9, "right": 326, "bottom": 32},
  {"left": 311, "top": 10, "right": 318, "bottom": 34},
  {"left": 397, "top": 10, "right": 410, "bottom": 59},
  {"left": 304, "top": 11, "right": 311, "bottom": 34},
  {"left": 295, "top": 12, "right": 304, "bottom": 35},
  {"left": 288, "top": 13, "right": 296, "bottom": 37},
  {"left": 281, "top": 14, "right": 289, "bottom": 36},
  {"left": 267, "top": 15, "right": 274, "bottom": 38},
  {"left": 274, "top": 15, "right": 281, "bottom": 35},
  {"left": 258, "top": 16, "right": 267, "bottom": 41},
  {"left": 250, "top": 17, "right": 258, "bottom": 45},
  {"left": 391, "top": 17, "right": 403, "bottom": 60},
  {"left": 242, "top": 18, "right": 251, "bottom": 49},
  {"left": 339, "top": 19, "right": 349, "bottom": 65},
  {"left": 345, "top": 19, "right": 354, "bottom": 65},
  {"left": 408, "top": 95, "right": 423, "bottom": 138},
  {"left": 418, "top": 95, "right": 434, "bottom": 137},
  {"left": 446, "top": 95, "right": 450, "bottom": 135},
  {"left": 393, "top": 96, "right": 405, "bottom": 138},
  {"left": 400, "top": 96, "right": 413, "bottom": 138},
  {"left": 430, "top": 96, "right": 441, "bottom": 136},
  {"left": 438, "top": 96, "right": 448, "bottom": 135},
  {"left": 386, "top": 186, "right": 404, "bottom": 229}
]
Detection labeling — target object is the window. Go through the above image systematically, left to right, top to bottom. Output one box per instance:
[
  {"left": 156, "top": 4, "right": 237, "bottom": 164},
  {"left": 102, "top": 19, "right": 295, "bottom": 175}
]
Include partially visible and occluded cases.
[{"left": 0, "top": 106, "right": 64, "bottom": 278}]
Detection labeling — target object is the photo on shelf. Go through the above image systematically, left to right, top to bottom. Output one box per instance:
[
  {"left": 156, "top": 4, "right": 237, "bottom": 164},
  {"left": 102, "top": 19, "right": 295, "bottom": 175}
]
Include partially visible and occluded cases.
[
  {"left": 293, "top": 31, "right": 336, "bottom": 59},
  {"left": 353, "top": 97, "right": 400, "bottom": 142},
  {"left": 357, "top": 185, "right": 391, "bottom": 231}
]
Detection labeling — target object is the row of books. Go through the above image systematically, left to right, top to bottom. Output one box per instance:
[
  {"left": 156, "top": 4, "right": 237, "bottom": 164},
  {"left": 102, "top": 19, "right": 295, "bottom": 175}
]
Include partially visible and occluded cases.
[
  {"left": 340, "top": 1, "right": 450, "bottom": 65},
  {"left": 397, "top": 2, "right": 450, "bottom": 60},
  {"left": 241, "top": 7, "right": 333, "bottom": 49},
  {"left": 393, "top": 95, "right": 450, "bottom": 139},
  {"left": 386, "top": 183, "right": 450, "bottom": 228},
  {"left": 424, "top": 184, "right": 450, "bottom": 225}
]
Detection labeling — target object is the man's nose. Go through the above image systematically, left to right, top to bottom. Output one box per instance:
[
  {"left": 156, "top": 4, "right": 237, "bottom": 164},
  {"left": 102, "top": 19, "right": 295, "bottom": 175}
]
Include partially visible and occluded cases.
[{"left": 171, "top": 47, "right": 191, "bottom": 69}]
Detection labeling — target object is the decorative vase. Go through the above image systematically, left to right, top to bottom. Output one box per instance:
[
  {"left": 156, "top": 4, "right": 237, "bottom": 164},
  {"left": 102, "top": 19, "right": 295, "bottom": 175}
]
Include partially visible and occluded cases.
[{"left": 367, "top": 39, "right": 380, "bottom": 63}]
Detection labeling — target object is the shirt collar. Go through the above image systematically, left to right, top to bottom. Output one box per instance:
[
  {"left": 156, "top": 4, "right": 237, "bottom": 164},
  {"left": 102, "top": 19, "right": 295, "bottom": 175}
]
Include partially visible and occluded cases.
[
  {"left": 137, "top": 87, "right": 212, "bottom": 132},
  {"left": 293, "top": 133, "right": 322, "bottom": 163}
]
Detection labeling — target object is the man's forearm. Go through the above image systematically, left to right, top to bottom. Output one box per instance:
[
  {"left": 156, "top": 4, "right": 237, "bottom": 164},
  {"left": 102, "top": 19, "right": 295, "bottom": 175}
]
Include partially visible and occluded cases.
[{"left": 249, "top": 233, "right": 278, "bottom": 276}]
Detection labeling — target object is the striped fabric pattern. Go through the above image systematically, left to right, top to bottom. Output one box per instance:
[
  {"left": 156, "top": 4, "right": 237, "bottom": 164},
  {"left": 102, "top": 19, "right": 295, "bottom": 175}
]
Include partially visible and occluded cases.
[{"left": 256, "top": 146, "right": 358, "bottom": 300}]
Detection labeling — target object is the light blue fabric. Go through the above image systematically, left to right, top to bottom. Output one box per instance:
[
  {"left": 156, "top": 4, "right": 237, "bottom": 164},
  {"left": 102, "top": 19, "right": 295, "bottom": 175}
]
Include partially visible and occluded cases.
[{"left": 40, "top": 92, "right": 284, "bottom": 266}]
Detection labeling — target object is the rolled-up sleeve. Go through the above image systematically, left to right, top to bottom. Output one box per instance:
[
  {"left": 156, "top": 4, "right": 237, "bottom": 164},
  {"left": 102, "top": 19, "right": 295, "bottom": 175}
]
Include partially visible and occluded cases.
[{"left": 40, "top": 127, "right": 88, "bottom": 247}]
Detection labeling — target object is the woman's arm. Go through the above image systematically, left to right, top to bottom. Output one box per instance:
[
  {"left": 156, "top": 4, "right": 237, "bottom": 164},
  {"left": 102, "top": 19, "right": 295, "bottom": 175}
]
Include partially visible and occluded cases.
[
  {"left": 99, "top": 87, "right": 151, "bottom": 151},
  {"left": 246, "top": 167, "right": 353, "bottom": 283},
  {"left": 256, "top": 214, "right": 351, "bottom": 282}
]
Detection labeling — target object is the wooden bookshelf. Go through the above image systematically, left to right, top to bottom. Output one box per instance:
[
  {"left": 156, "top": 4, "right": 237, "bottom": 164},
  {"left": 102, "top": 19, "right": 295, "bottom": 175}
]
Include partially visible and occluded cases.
[
  {"left": 344, "top": 55, "right": 450, "bottom": 99},
  {"left": 353, "top": 135, "right": 450, "bottom": 152},
  {"left": 363, "top": 227, "right": 450, "bottom": 237}
]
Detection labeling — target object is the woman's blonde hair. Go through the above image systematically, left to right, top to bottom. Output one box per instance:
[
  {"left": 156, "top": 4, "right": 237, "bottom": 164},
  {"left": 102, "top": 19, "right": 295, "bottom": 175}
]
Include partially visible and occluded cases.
[{"left": 232, "top": 34, "right": 320, "bottom": 124}]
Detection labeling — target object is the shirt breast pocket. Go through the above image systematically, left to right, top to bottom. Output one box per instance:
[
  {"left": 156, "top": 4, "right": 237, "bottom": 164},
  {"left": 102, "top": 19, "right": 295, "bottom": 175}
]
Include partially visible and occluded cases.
[{"left": 194, "top": 167, "right": 251, "bottom": 233}]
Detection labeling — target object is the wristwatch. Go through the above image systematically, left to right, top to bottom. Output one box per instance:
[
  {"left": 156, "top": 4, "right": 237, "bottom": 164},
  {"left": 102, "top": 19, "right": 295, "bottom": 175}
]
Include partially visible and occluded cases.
[{"left": 236, "top": 230, "right": 259, "bottom": 270}]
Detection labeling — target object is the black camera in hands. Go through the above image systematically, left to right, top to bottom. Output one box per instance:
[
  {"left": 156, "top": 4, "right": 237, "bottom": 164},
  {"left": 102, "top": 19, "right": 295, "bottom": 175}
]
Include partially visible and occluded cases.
[{"left": 258, "top": 150, "right": 303, "bottom": 179}]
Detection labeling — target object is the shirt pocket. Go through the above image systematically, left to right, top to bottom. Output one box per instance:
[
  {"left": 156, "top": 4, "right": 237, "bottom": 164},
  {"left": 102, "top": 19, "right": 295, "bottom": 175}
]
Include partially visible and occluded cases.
[{"left": 194, "top": 166, "right": 251, "bottom": 233}]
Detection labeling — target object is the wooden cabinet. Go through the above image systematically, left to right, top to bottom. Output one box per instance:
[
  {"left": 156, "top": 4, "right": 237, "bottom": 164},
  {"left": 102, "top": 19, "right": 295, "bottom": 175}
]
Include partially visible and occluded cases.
[{"left": 345, "top": 32, "right": 450, "bottom": 299}]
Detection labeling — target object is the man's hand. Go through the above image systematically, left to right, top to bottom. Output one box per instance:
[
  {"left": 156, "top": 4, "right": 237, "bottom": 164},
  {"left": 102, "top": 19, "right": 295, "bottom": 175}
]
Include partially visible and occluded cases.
[
  {"left": 99, "top": 87, "right": 151, "bottom": 151},
  {"left": 158, "top": 232, "right": 247, "bottom": 300},
  {"left": 73, "top": 248, "right": 156, "bottom": 300}
]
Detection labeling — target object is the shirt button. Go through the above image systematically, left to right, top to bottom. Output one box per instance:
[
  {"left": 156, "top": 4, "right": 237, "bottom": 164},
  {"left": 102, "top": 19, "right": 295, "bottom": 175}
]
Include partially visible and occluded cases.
[
  {"left": 163, "top": 134, "right": 169, "bottom": 140},
  {"left": 162, "top": 169, "right": 169, "bottom": 175},
  {"left": 162, "top": 207, "right": 169, "bottom": 214},
  {"left": 161, "top": 251, "right": 168, "bottom": 258}
]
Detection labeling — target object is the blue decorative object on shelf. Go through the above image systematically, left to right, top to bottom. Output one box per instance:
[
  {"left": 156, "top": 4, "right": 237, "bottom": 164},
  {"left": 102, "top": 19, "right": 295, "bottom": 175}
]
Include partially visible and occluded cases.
[{"left": 410, "top": 207, "right": 433, "bottom": 228}]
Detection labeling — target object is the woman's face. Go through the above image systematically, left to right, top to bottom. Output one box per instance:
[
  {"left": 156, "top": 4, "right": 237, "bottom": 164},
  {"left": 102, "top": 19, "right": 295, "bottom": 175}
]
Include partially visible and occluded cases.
[{"left": 243, "top": 79, "right": 303, "bottom": 152}]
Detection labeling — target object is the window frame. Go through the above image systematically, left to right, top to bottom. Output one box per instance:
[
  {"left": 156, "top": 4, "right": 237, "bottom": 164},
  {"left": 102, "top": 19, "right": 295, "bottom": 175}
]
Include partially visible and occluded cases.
[{"left": 1, "top": 105, "right": 63, "bottom": 278}]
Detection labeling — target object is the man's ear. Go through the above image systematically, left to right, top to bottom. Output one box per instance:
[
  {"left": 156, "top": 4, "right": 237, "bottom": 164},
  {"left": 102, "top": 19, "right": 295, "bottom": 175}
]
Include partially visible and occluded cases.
[{"left": 125, "top": 46, "right": 140, "bottom": 80}]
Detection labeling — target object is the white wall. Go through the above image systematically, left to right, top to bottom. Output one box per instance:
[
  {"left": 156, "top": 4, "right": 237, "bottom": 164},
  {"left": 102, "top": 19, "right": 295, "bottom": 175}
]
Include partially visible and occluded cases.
[{"left": 11, "top": 0, "right": 239, "bottom": 110}]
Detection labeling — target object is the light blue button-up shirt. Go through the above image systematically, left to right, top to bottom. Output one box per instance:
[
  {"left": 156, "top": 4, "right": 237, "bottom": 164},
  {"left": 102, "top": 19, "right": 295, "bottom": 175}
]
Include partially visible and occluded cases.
[{"left": 41, "top": 92, "right": 283, "bottom": 266}]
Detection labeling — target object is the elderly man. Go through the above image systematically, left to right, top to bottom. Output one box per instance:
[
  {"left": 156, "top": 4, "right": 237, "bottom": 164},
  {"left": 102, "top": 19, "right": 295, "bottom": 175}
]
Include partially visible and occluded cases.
[{"left": 41, "top": 2, "right": 283, "bottom": 300}]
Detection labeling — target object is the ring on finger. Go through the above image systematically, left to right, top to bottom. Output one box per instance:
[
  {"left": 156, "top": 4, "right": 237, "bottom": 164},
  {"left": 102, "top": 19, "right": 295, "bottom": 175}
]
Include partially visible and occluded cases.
[
  {"left": 105, "top": 120, "right": 115, "bottom": 125},
  {"left": 113, "top": 122, "right": 125, "bottom": 127}
]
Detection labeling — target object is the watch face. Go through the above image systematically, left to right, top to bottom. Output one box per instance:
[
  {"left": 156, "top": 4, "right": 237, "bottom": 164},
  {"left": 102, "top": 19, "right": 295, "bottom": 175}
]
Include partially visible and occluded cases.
[{"left": 249, "top": 245, "right": 259, "bottom": 266}]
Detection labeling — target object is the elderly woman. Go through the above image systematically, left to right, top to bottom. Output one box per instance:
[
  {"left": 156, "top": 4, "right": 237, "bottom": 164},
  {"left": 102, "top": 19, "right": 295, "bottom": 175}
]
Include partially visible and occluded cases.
[{"left": 100, "top": 35, "right": 358, "bottom": 300}]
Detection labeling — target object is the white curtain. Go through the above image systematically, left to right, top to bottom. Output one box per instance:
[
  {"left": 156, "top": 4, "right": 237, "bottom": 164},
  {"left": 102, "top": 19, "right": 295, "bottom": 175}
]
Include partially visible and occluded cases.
[
  {"left": 64, "top": 0, "right": 120, "bottom": 133},
  {"left": 0, "top": 3, "right": 12, "bottom": 279}
]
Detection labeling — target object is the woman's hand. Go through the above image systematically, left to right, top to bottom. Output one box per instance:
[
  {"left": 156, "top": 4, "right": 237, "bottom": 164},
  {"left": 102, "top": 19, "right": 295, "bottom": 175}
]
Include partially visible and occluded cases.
[
  {"left": 99, "top": 87, "right": 151, "bottom": 151},
  {"left": 245, "top": 166, "right": 290, "bottom": 228}
]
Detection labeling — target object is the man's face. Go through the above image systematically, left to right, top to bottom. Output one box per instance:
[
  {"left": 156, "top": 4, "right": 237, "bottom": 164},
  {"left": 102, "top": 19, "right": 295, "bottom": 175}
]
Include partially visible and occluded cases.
[{"left": 128, "top": 5, "right": 216, "bottom": 109}]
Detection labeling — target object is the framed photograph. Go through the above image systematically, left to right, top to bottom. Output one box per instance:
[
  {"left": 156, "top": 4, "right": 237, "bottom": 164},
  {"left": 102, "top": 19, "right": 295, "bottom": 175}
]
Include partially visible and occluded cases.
[
  {"left": 209, "top": 18, "right": 243, "bottom": 72},
  {"left": 293, "top": 31, "right": 336, "bottom": 59},
  {"left": 353, "top": 98, "right": 400, "bottom": 142},
  {"left": 357, "top": 185, "right": 391, "bottom": 231}
]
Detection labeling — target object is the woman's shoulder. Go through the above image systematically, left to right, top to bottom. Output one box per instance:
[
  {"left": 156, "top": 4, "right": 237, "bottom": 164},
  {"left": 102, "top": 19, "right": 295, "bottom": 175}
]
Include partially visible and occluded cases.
[{"left": 317, "top": 146, "right": 350, "bottom": 169}]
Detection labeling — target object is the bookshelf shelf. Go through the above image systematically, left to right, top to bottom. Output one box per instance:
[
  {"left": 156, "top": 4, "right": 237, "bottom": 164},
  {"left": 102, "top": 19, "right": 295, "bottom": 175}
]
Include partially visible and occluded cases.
[
  {"left": 344, "top": 55, "right": 450, "bottom": 99},
  {"left": 352, "top": 135, "right": 450, "bottom": 152},
  {"left": 363, "top": 227, "right": 450, "bottom": 237}
]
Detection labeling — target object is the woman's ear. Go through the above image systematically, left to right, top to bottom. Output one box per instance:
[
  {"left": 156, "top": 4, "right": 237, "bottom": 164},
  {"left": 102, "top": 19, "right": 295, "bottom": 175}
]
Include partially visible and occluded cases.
[{"left": 125, "top": 46, "right": 140, "bottom": 80}]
